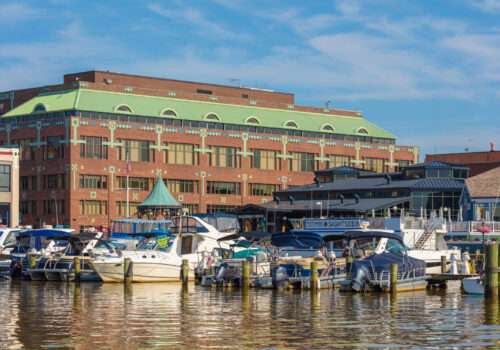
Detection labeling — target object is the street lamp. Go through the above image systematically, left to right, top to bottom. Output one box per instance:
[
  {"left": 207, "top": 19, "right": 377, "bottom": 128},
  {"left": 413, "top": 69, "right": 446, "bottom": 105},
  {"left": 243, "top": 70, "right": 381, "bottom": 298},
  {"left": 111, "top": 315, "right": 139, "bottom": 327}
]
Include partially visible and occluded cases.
[{"left": 316, "top": 201, "right": 323, "bottom": 218}]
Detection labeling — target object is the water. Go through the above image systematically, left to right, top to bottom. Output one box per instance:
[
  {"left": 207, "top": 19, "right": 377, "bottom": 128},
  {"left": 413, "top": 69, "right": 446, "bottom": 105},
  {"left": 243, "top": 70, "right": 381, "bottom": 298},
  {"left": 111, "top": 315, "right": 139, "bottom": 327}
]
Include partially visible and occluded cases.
[{"left": 0, "top": 280, "right": 499, "bottom": 349}]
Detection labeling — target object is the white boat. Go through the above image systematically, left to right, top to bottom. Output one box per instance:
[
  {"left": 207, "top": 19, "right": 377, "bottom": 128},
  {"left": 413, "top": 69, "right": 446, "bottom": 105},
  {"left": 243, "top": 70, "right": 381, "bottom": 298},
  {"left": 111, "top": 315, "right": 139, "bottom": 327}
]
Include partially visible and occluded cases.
[
  {"left": 91, "top": 215, "right": 235, "bottom": 283},
  {"left": 0, "top": 228, "right": 20, "bottom": 273},
  {"left": 463, "top": 276, "right": 484, "bottom": 295}
]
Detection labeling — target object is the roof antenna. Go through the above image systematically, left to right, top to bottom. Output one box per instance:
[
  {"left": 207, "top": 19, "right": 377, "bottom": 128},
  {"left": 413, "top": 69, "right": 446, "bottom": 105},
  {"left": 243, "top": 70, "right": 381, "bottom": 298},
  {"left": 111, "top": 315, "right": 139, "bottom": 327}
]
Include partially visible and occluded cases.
[
  {"left": 228, "top": 78, "right": 241, "bottom": 87},
  {"left": 325, "top": 100, "right": 330, "bottom": 109}
]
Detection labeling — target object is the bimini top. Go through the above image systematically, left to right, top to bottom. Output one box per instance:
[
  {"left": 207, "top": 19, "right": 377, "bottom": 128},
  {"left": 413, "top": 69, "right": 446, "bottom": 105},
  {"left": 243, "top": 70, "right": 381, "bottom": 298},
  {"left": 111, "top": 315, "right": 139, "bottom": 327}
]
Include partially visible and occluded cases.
[
  {"left": 113, "top": 218, "right": 172, "bottom": 224},
  {"left": 19, "top": 229, "right": 73, "bottom": 238},
  {"left": 217, "top": 231, "right": 270, "bottom": 243},
  {"left": 271, "top": 231, "right": 325, "bottom": 248},
  {"left": 346, "top": 231, "right": 404, "bottom": 245},
  {"left": 50, "top": 232, "right": 99, "bottom": 242}
]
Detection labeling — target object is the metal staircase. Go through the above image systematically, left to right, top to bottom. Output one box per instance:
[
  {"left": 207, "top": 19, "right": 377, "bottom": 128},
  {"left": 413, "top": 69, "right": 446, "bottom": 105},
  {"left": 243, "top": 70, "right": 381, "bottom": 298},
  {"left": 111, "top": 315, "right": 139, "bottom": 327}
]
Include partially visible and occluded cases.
[{"left": 413, "top": 220, "right": 440, "bottom": 249}]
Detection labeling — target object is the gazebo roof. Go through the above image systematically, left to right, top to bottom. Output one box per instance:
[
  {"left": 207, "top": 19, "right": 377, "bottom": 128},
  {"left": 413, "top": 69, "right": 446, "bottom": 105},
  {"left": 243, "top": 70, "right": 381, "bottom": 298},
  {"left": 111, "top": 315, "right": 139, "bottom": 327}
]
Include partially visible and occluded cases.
[{"left": 138, "top": 176, "right": 181, "bottom": 208}]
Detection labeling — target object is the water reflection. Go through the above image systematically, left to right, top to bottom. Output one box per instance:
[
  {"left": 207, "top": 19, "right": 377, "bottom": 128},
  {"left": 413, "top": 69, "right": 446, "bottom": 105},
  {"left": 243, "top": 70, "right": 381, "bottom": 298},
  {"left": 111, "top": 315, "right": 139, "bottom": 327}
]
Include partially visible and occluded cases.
[{"left": 0, "top": 280, "right": 499, "bottom": 348}]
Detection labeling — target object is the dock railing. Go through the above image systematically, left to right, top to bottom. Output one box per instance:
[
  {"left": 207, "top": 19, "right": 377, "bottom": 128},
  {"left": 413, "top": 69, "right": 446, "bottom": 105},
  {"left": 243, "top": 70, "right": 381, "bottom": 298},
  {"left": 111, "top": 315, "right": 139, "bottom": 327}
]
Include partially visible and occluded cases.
[{"left": 447, "top": 221, "right": 499, "bottom": 237}]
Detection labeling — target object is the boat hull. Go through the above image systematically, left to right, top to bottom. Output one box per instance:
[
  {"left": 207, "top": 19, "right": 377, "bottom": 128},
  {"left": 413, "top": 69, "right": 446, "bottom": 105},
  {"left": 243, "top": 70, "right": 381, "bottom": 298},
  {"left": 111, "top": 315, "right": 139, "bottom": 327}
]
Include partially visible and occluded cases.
[{"left": 463, "top": 277, "right": 484, "bottom": 295}]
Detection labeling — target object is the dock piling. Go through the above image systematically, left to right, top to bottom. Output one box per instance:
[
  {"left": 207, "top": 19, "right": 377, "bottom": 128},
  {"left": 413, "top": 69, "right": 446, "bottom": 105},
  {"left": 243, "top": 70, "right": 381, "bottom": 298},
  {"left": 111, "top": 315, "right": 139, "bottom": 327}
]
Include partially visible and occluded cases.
[
  {"left": 486, "top": 243, "right": 499, "bottom": 297},
  {"left": 441, "top": 256, "right": 447, "bottom": 274},
  {"left": 470, "top": 256, "right": 476, "bottom": 274},
  {"left": 74, "top": 257, "right": 81, "bottom": 282},
  {"left": 124, "top": 257, "right": 132, "bottom": 284},
  {"left": 181, "top": 259, "right": 189, "bottom": 287},
  {"left": 242, "top": 260, "right": 250, "bottom": 289},
  {"left": 310, "top": 261, "right": 319, "bottom": 291},
  {"left": 390, "top": 263, "right": 398, "bottom": 293}
]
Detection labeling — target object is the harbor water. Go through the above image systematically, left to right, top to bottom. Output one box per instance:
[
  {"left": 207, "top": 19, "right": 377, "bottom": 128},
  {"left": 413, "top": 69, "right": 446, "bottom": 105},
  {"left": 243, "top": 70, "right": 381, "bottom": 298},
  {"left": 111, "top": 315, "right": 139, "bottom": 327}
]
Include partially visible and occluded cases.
[{"left": 1, "top": 280, "right": 500, "bottom": 349}]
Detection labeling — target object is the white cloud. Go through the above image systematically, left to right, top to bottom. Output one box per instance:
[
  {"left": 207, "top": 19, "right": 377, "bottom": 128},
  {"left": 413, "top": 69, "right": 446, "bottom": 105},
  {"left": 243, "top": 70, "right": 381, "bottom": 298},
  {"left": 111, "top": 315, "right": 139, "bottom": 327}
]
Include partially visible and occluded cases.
[
  {"left": 470, "top": 0, "right": 500, "bottom": 13},
  {"left": 0, "top": 3, "right": 46, "bottom": 23},
  {"left": 147, "top": 3, "right": 253, "bottom": 41}
]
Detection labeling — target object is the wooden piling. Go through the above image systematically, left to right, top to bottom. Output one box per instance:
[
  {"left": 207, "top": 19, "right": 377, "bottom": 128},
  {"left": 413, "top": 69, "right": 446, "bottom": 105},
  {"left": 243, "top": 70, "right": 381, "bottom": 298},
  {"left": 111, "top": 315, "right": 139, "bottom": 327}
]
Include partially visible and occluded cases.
[
  {"left": 486, "top": 243, "right": 499, "bottom": 297},
  {"left": 441, "top": 256, "right": 447, "bottom": 274},
  {"left": 470, "top": 256, "right": 476, "bottom": 274},
  {"left": 74, "top": 257, "right": 81, "bottom": 282},
  {"left": 124, "top": 257, "right": 132, "bottom": 284},
  {"left": 181, "top": 259, "right": 189, "bottom": 287},
  {"left": 242, "top": 260, "right": 250, "bottom": 289},
  {"left": 310, "top": 261, "right": 318, "bottom": 291},
  {"left": 390, "top": 263, "right": 398, "bottom": 293}
]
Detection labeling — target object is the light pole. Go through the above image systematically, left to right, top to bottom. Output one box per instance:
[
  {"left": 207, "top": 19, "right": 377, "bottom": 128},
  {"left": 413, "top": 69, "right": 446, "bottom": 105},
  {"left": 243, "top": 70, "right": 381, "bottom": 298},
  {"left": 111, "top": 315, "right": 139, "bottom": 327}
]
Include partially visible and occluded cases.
[{"left": 316, "top": 201, "right": 323, "bottom": 218}]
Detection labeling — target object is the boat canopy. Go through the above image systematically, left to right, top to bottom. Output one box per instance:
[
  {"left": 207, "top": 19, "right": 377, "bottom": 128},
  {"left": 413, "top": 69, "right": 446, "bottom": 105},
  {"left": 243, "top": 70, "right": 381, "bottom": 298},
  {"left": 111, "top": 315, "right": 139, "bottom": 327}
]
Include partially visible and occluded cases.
[
  {"left": 192, "top": 213, "right": 240, "bottom": 233},
  {"left": 19, "top": 229, "right": 73, "bottom": 238},
  {"left": 217, "top": 231, "right": 270, "bottom": 243},
  {"left": 271, "top": 231, "right": 325, "bottom": 248},
  {"left": 346, "top": 231, "right": 404, "bottom": 245},
  {"left": 50, "top": 233, "right": 99, "bottom": 243}
]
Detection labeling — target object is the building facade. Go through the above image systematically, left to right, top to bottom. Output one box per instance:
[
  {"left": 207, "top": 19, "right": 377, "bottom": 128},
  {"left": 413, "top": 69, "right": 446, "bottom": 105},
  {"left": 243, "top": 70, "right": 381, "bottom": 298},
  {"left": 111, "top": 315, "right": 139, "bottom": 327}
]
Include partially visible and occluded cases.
[
  {"left": 0, "top": 71, "right": 418, "bottom": 231},
  {"left": 425, "top": 142, "right": 500, "bottom": 177},
  {"left": 0, "top": 148, "right": 20, "bottom": 227}
]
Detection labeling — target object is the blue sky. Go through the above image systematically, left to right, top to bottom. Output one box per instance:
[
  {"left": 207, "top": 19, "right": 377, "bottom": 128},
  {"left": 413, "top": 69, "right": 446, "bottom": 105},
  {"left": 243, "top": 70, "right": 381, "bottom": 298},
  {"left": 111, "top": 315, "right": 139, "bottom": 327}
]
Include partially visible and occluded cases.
[{"left": 1, "top": 0, "right": 500, "bottom": 159}]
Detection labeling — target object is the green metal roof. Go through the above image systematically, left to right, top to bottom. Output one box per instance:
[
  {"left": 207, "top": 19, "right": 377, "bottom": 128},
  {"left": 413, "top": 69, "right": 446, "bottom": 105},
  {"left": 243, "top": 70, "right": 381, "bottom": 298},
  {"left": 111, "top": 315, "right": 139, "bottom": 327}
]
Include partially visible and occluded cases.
[
  {"left": 3, "top": 89, "right": 396, "bottom": 139},
  {"left": 139, "top": 176, "right": 181, "bottom": 208}
]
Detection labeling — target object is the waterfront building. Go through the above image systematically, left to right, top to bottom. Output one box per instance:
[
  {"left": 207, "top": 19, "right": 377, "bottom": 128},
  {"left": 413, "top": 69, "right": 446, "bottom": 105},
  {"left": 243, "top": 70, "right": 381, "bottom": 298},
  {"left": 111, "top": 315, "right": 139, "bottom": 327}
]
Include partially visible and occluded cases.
[
  {"left": 0, "top": 71, "right": 417, "bottom": 231},
  {"left": 425, "top": 142, "right": 500, "bottom": 176},
  {"left": 0, "top": 148, "right": 19, "bottom": 226},
  {"left": 237, "top": 161, "right": 468, "bottom": 232},
  {"left": 461, "top": 167, "right": 500, "bottom": 221}
]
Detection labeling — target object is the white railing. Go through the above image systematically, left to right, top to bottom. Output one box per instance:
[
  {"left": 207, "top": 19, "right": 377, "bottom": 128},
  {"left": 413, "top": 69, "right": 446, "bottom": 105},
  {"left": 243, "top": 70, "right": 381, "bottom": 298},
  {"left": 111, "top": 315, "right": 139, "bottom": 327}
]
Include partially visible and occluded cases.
[{"left": 447, "top": 221, "right": 499, "bottom": 235}]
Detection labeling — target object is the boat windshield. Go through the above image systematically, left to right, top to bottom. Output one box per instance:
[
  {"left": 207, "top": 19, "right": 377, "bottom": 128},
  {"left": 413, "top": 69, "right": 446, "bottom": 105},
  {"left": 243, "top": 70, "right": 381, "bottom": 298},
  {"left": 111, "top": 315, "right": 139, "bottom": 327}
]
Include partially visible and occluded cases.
[
  {"left": 2, "top": 230, "right": 19, "bottom": 247},
  {"left": 136, "top": 235, "right": 175, "bottom": 252},
  {"left": 349, "top": 237, "right": 405, "bottom": 258}
]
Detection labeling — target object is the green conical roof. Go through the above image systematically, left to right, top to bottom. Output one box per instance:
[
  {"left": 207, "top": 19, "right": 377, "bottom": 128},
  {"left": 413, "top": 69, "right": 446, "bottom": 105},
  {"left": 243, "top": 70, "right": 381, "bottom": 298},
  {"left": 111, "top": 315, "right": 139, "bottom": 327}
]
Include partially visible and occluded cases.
[{"left": 139, "top": 176, "right": 181, "bottom": 208}]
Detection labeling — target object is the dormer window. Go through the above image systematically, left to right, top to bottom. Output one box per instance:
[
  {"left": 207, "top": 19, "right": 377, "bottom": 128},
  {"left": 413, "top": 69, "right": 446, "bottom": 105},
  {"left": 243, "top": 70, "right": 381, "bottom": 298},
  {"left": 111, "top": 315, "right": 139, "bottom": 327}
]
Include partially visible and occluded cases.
[
  {"left": 33, "top": 104, "right": 47, "bottom": 113},
  {"left": 115, "top": 105, "right": 132, "bottom": 113},
  {"left": 161, "top": 109, "right": 177, "bottom": 117},
  {"left": 205, "top": 113, "right": 220, "bottom": 121},
  {"left": 245, "top": 117, "right": 260, "bottom": 125},
  {"left": 284, "top": 120, "right": 298, "bottom": 128},
  {"left": 322, "top": 124, "right": 335, "bottom": 132},
  {"left": 357, "top": 127, "right": 369, "bottom": 135}
]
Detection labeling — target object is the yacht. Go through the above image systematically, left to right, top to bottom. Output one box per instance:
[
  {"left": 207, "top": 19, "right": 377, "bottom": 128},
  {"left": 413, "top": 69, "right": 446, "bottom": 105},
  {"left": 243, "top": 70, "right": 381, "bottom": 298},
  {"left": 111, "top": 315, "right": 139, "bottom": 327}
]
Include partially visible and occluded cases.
[
  {"left": 91, "top": 215, "right": 236, "bottom": 282},
  {"left": 0, "top": 228, "right": 20, "bottom": 273}
]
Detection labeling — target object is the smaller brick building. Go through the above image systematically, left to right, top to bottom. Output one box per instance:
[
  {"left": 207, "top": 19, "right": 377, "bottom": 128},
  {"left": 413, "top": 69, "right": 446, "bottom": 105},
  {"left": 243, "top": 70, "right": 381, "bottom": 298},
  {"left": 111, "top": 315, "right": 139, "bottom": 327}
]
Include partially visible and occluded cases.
[{"left": 425, "top": 142, "right": 500, "bottom": 176}]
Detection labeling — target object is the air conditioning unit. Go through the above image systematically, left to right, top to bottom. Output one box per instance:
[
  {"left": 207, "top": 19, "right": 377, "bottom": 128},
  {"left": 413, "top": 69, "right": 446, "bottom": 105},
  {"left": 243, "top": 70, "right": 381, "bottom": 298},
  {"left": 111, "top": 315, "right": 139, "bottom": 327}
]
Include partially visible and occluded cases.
[{"left": 104, "top": 78, "right": 112, "bottom": 84}]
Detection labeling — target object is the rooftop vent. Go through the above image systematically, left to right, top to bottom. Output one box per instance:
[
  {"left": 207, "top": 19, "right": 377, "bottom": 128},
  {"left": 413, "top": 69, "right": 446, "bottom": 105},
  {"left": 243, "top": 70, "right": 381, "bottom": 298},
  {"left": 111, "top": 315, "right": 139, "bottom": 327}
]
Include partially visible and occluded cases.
[
  {"left": 491, "top": 142, "right": 496, "bottom": 152},
  {"left": 313, "top": 177, "right": 321, "bottom": 187}
]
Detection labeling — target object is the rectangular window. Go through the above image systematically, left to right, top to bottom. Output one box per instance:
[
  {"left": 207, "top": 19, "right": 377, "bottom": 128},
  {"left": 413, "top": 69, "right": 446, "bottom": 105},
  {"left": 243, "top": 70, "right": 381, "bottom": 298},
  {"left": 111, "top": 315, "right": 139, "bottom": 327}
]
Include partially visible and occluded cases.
[
  {"left": 197, "top": 89, "right": 212, "bottom": 95},
  {"left": 43, "top": 136, "right": 64, "bottom": 160},
  {"left": 80, "top": 136, "right": 108, "bottom": 159},
  {"left": 18, "top": 139, "right": 35, "bottom": 160},
  {"left": 118, "top": 139, "right": 154, "bottom": 162},
  {"left": 165, "top": 143, "right": 197, "bottom": 165},
  {"left": 210, "top": 146, "right": 240, "bottom": 168},
  {"left": 252, "top": 149, "right": 280, "bottom": 170},
  {"left": 290, "top": 152, "right": 315, "bottom": 172},
  {"left": 327, "top": 155, "right": 351, "bottom": 168},
  {"left": 365, "top": 158, "right": 385, "bottom": 172},
  {"left": 396, "top": 160, "right": 410, "bottom": 172},
  {"left": 0, "top": 165, "right": 10, "bottom": 192},
  {"left": 46, "top": 175, "right": 59, "bottom": 189},
  {"left": 80, "top": 175, "right": 107, "bottom": 189},
  {"left": 21, "top": 176, "right": 29, "bottom": 190},
  {"left": 117, "top": 177, "right": 150, "bottom": 191},
  {"left": 168, "top": 179, "right": 199, "bottom": 193},
  {"left": 207, "top": 181, "right": 240, "bottom": 195},
  {"left": 249, "top": 183, "right": 280, "bottom": 196},
  {"left": 43, "top": 199, "right": 64, "bottom": 215},
  {"left": 79, "top": 200, "right": 84, "bottom": 215},
  {"left": 84, "top": 200, "right": 104, "bottom": 215},
  {"left": 115, "top": 201, "right": 139, "bottom": 216},
  {"left": 183, "top": 204, "right": 199, "bottom": 214},
  {"left": 207, "top": 205, "right": 236, "bottom": 213}
]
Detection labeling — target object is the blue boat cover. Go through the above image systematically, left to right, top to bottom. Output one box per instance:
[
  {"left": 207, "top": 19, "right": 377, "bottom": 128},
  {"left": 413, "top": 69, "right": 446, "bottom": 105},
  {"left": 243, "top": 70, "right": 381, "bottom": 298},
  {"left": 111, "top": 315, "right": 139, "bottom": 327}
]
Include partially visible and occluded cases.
[
  {"left": 19, "top": 229, "right": 73, "bottom": 238},
  {"left": 271, "top": 231, "right": 325, "bottom": 248},
  {"left": 346, "top": 231, "right": 405, "bottom": 245}
]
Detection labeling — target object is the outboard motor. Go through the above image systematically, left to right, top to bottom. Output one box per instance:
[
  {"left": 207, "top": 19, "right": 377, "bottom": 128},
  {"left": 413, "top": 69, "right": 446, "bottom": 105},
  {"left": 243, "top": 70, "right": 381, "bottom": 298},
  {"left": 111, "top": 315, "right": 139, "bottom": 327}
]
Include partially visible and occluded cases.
[
  {"left": 215, "top": 262, "right": 228, "bottom": 286},
  {"left": 271, "top": 265, "right": 289, "bottom": 289},
  {"left": 352, "top": 265, "right": 371, "bottom": 292}
]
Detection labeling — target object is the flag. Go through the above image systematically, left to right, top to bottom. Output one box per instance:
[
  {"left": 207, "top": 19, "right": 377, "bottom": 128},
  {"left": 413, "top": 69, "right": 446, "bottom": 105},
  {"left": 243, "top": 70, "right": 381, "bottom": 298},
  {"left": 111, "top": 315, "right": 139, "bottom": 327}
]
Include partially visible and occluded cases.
[{"left": 126, "top": 159, "right": 131, "bottom": 176}]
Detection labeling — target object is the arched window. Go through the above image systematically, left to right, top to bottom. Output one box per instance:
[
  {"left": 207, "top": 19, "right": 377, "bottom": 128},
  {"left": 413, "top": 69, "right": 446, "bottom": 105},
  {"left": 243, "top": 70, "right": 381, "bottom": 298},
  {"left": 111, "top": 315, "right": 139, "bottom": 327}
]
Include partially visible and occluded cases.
[
  {"left": 33, "top": 104, "right": 47, "bottom": 113},
  {"left": 115, "top": 104, "right": 132, "bottom": 113},
  {"left": 161, "top": 109, "right": 177, "bottom": 117},
  {"left": 205, "top": 113, "right": 220, "bottom": 121},
  {"left": 245, "top": 117, "right": 260, "bottom": 125},
  {"left": 284, "top": 120, "right": 298, "bottom": 128},
  {"left": 321, "top": 124, "right": 335, "bottom": 132},
  {"left": 357, "top": 127, "right": 369, "bottom": 135}
]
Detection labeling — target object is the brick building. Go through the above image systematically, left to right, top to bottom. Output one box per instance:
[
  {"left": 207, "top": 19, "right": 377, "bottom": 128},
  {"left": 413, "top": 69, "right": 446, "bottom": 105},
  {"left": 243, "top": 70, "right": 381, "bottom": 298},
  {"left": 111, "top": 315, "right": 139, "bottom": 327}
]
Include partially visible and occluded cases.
[
  {"left": 0, "top": 71, "right": 418, "bottom": 231},
  {"left": 425, "top": 142, "right": 500, "bottom": 177}
]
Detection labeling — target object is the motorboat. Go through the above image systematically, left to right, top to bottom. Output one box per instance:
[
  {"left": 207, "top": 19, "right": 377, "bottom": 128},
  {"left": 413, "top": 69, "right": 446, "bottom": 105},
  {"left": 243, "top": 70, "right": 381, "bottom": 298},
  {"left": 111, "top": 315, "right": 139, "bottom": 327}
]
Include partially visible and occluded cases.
[
  {"left": 91, "top": 215, "right": 235, "bottom": 282},
  {"left": 109, "top": 218, "right": 172, "bottom": 248},
  {"left": 0, "top": 228, "right": 20, "bottom": 273},
  {"left": 9, "top": 229, "right": 74, "bottom": 279},
  {"left": 342, "top": 230, "right": 428, "bottom": 292},
  {"left": 201, "top": 231, "right": 271, "bottom": 287},
  {"left": 271, "top": 231, "right": 346, "bottom": 290},
  {"left": 26, "top": 232, "right": 117, "bottom": 282},
  {"left": 463, "top": 276, "right": 484, "bottom": 295}
]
